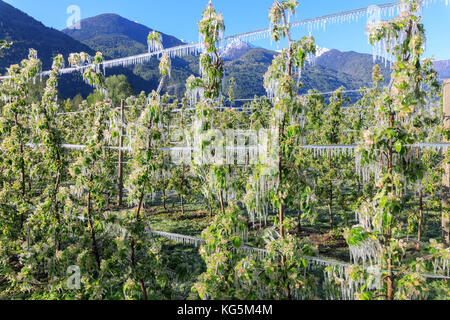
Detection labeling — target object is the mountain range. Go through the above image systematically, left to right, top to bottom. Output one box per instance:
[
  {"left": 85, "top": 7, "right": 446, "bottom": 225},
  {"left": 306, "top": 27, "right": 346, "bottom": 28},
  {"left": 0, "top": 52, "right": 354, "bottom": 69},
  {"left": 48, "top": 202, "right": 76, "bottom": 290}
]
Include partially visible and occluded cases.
[
  {"left": 0, "top": 0, "right": 156, "bottom": 98},
  {"left": 1, "top": 0, "right": 449, "bottom": 102},
  {"left": 62, "top": 12, "right": 201, "bottom": 98},
  {"left": 62, "top": 13, "right": 184, "bottom": 59},
  {"left": 434, "top": 60, "right": 450, "bottom": 80}
]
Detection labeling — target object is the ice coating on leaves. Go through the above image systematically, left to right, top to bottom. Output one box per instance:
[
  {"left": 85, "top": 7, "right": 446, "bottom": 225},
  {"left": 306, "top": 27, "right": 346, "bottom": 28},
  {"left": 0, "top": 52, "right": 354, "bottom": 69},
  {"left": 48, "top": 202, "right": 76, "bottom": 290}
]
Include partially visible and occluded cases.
[
  {"left": 2, "top": 0, "right": 450, "bottom": 301},
  {"left": 365, "top": 0, "right": 431, "bottom": 65},
  {"left": 198, "top": 1, "right": 225, "bottom": 54},
  {"left": 147, "top": 31, "right": 164, "bottom": 53},
  {"left": 68, "top": 52, "right": 90, "bottom": 67},
  {"left": 68, "top": 52, "right": 108, "bottom": 97},
  {"left": 159, "top": 53, "right": 171, "bottom": 78},
  {"left": 185, "top": 75, "right": 205, "bottom": 106},
  {"left": 264, "top": 78, "right": 280, "bottom": 102},
  {"left": 169, "top": 147, "right": 192, "bottom": 165},
  {"left": 355, "top": 152, "right": 382, "bottom": 184},
  {"left": 244, "top": 174, "right": 278, "bottom": 228},
  {"left": 355, "top": 202, "right": 378, "bottom": 231},
  {"left": 349, "top": 239, "right": 382, "bottom": 267},
  {"left": 432, "top": 255, "right": 450, "bottom": 276},
  {"left": 323, "top": 265, "right": 382, "bottom": 300}
]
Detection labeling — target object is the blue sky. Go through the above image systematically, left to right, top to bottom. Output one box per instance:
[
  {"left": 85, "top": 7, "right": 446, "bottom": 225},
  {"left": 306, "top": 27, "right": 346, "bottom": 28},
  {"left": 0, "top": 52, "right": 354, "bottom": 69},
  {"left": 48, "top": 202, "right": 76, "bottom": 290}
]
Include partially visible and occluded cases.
[{"left": 3, "top": 0, "right": 450, "bottom": 60}]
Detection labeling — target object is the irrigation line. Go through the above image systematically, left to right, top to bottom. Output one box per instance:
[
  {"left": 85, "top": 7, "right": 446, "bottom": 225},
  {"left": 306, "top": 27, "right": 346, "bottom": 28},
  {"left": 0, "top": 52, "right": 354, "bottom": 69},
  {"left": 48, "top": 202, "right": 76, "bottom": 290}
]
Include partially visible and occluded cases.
[
  {"left": 51, "top": 87, "right": 415, "bottom": 116},
  {"left": 54, "top": 89, "right": 366, "bottom": 116},
  {"left": 24, "top": 142, "right": 450, "bottom": 154},
  {"left": 24, "top": 142, "right": 450, "bottom": 153},
  {"left": 148, "top": 230, "right": 450, "bottom": 280},
  {"left": 148, "top": 230, "right": 350, "bottom": 268}
]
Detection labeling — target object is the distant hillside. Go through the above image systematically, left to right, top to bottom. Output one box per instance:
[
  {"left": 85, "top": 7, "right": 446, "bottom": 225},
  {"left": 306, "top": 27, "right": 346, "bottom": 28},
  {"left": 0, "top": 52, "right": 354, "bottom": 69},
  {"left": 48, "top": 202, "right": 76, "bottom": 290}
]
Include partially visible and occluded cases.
[
  {"left": 0, "top": 0, "right": 95, "bottom": 72},
  {"left": 0, "top": 0, "right": 105, "bottom": 98},
  {"left": 0, "top": 2, "right": 164, "bottom": 99},
  {"left": 61, "top": 13, "right": 198, "bottom": 98},
  {"left": 62, "top": 13, "right": 184, "bottom": 59},
  {"left": 61, "top": 14, "right": 370, "bottom": 99},
  {"left": 224, "top": 48, "right": 374, "bottom": 99},
  {"left": 316, "top": 49, "right": 391, "bottom": 85},
  {"left": 316, "top": 49, "right": 449, "bottom": 83}
]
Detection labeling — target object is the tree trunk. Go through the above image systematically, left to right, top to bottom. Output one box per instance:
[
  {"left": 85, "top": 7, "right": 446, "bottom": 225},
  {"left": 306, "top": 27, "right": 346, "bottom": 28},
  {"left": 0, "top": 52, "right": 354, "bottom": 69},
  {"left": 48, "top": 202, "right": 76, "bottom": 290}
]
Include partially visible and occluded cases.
[
  {"left": 276, "top": 8, "right": 294, "bottom": 241},
  {"left": 157, "top": 76, "right": 166, "bottom": 95},
  {"left": 442, "top": 79, "right": 450, "bottom": 246},
  {"left": 117, "top": 99, "right": 125, "bottom": 207},
  {"left": 386, "top": 114, "right": 395, "bottom": 300},
  {"left": 278, "top": 120, "right": 286, "bottom": 239},
  {"left": 19, "top": 133, "right": 26, "bottom": 232},
  {"left": 328, "top": 153, "right": 333, "bottom": 231},
  {"left": 54, "top": 170, "right": 62, "bottom": 251},
  {"left": 329, "top": 184, "right": 333, "bottom": 231},
  {"left": 87, "top": 189, "right": 101, "bottom": 269},
  {"left": 162, "top": 189, "right": 167, "bottom": 211},
  {"left": 219, "top": 190, "right": 225, "bottom": 215},
  {"left": 417, "top": 190, "right": 424, "bottom": 250},
  {"left": 136, "top": 192, "right": 145, "bottom": 220},
  {"left": 180, "top": 195, "right": 185, "bottom": 215},
  {"left": 297, "top": 200, "right": 302, "bottom": 235},
  {"left": 278, "top": 204, "right": 284, "bottom": 239},
  {"left": 130, "top": 237, "right": 148, "bottom": 300},
  {"left": 386, "top": 254, "right": 394, "bottom": 300}
]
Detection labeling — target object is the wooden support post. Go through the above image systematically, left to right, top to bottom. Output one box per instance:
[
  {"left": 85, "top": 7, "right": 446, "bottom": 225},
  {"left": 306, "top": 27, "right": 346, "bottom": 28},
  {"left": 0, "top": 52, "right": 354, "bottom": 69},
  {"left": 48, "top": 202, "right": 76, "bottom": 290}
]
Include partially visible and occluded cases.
[
  {"left": 442, "top": 79, "right": 450, "bottom": 246},
  {"left": 117, "top": 99, "right": 125, "bottom": 207}
]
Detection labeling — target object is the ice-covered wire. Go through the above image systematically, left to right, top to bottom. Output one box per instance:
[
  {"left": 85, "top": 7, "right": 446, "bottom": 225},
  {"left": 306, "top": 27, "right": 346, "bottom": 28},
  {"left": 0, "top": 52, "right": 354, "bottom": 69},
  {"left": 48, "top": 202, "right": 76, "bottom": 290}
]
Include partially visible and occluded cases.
[{"left": 148, "top": 229, "right": 450, "bottom": 280}]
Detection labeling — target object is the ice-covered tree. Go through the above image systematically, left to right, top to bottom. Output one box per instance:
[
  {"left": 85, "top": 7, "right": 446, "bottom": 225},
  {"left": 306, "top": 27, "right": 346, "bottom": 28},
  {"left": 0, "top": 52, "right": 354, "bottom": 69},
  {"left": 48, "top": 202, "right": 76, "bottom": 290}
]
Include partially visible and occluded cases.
[{"left": 345, "top": 0, "right": 446, "bottom": 300}]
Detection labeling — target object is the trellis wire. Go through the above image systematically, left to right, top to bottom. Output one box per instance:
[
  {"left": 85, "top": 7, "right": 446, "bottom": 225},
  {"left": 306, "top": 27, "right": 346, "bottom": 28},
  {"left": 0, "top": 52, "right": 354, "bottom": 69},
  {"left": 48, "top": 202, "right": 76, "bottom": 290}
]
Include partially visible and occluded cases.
[
  {"left": 54, "top": 87, "right": 438, "bottom": 116},
  {"left": 54, "top": 89, "right": 370, "bottom": 116},
  {"left": 23, "top": 142, "right": 450, "bottom": 155},
  {"left": 148, "top": 229, "right": 450, "bottom": 280}
]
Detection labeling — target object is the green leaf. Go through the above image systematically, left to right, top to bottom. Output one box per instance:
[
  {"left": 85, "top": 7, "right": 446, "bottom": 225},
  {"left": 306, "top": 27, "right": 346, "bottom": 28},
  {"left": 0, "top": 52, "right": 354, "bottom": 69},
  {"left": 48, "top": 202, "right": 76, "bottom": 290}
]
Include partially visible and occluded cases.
[
  {"left": 394, "top": 141, "right": 403, "bottom": 153},
  {"left": 232, "top": 237, "right": 241, "bottom": 248}
]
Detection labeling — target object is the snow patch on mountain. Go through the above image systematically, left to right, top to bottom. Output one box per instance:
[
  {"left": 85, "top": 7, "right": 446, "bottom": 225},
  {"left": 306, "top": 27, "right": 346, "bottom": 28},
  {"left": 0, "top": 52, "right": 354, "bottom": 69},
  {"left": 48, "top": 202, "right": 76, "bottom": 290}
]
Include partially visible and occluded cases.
[
  {"left": 221, "top": 39, "right": 255, "bottom": 61},
  {"left": 315, "top": 46, "right": 330, "bottom": 57}
]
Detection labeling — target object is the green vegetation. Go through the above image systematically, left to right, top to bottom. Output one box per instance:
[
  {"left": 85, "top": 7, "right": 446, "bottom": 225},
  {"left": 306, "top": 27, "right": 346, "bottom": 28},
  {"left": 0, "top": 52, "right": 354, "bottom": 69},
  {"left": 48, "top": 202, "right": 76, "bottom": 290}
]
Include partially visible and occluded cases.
[{"left": 0, "top": 0, "right": 448, "bottom": 301}]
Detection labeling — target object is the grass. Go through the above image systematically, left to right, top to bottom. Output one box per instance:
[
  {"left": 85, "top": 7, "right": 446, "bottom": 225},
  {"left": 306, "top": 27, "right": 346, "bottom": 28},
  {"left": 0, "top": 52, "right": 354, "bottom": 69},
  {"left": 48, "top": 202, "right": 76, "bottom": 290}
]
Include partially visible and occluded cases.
[
  {"left": 121, "top": 193, "right": 445, "bottom": 264},
  {"left": 146, "top": 204, "right": 212, "bottom": 236}
]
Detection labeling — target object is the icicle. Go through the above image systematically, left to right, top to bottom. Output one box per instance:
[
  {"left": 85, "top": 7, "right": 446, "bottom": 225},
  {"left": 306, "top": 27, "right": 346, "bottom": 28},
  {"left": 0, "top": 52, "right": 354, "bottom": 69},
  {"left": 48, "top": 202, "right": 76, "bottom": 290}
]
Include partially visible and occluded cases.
[
  {"left": 148, "top": 40, "right": 163, "bottom": 53},
  {"left": 297, "top": 65, "right": 302, "bottom": 87},
  {"left": 26, "top": 229, "right": 30, "bottom": 250},
  {"left": 349, "top": 238, "right": 381, "bottom": 267}
]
